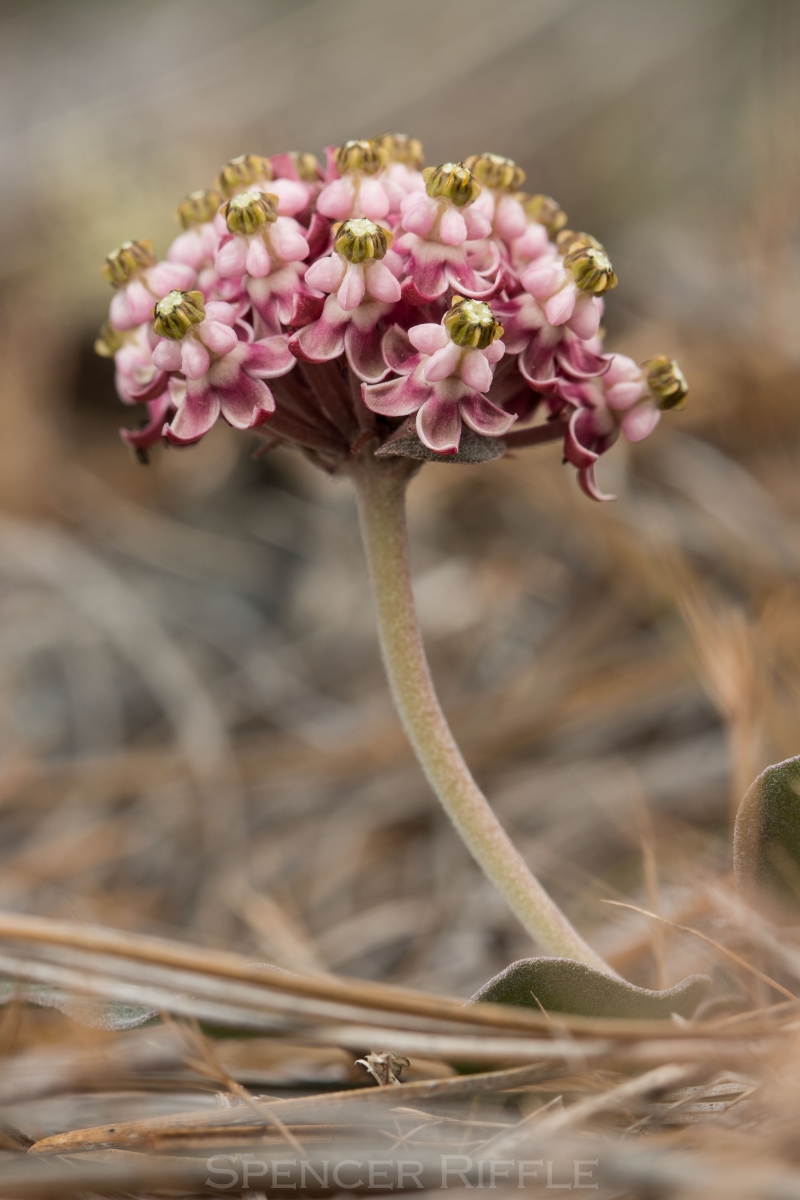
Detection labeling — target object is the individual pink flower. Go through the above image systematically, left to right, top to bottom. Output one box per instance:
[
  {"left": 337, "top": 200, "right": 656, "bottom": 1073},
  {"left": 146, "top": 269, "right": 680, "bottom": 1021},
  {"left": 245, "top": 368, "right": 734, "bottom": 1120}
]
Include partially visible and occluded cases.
[
  {"left": 372, "top": 132, "right": 426, "bottom": 212},
  {"left": 317, "top": 140, "right": 392, "bottom": 222},
  {"left": 216, "top": 153, "right": 310, "bottom": 217},
  {"left": 465, "top": 154, "right": 528, "bottom": 246},
  {"left": 395, "top": 163, "right": 501, "bottom": 303},
  {"left": 289, "top": 219, "right": 401, "bottom": 383},
  {"left": 519, "top": 232, "right": 617, "bottom": 334},
  {"left": 101, "top": 240, "right": 196, "bottom": 331},
  {"left": 147, "top": 290, "right": 293, "bottom": 445},
  {"left": 493, "top": 290, "right": 608, "bottom": 393},
  {"left": 362, "top": 298, "right": 515, "bottom": 455},
  {"left": 561, "top": 354, "right": 663, "bottom": 501}
]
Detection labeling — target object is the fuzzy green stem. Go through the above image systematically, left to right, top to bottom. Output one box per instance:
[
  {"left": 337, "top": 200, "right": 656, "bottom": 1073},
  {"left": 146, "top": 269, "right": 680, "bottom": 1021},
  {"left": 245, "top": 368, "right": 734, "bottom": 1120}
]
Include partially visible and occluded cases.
[{"left": 352, "top": 456, "right": 613, "bottom": 973}]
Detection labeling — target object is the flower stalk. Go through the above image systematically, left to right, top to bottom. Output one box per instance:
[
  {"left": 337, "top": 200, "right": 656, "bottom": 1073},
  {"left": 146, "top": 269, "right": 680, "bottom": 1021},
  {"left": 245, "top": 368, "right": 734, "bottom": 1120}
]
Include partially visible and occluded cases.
[{"left": 351, "top": 452, "right": 613, "bottom": 972}]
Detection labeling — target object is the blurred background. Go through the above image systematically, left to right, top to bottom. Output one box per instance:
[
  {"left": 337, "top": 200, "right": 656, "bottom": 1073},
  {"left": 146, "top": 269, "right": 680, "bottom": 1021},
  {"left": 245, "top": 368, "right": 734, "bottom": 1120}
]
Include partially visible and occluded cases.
[{"left": 0, "top": 0, "right": 798, "bottom": 1000}]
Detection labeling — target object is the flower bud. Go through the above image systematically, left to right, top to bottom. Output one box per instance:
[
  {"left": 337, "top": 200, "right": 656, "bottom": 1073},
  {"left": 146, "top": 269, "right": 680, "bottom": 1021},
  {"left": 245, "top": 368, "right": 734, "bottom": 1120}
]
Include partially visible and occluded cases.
[
  {"left": 375, "top": 132, "right": 424, "bottom": 169},
  {"left": 334, "top": 139, "right": 388, "bottom": 176},
  {"left": 286, "top": 151, "right": 322, "bottom": 182},
  {"left": 464, "top": 153, "right": 525, "bottom": 192},
  {"left": 216, "top": 154, "right": 273, "bottom": 198},
  {"left": 422, "top": 163, "right": 480, "bottom": 208},
  {"left": 176, "top": 189, "right": 223, "bottom": 229},
  {"left": 224, "top": 190, "right": 278, "bottom": 235},
  {"left": 521, "top": 193, "right": 567, "bottom": 237},
  {"left": 333, "top": 218, "right": 391, "bottom": 264},
  {"left": 563, "top": 239, "right": 617, "bottom": 294},
  {"left": 101, "top": 240, "right": 156, "bottom": 287},
  {"left": 153, "top": 289, "right": 205, "bottom": 340},
  {"left": 443, "top": 296, "right": 503, "bottom": 350},
  {"left": 94, "top": 321, "right": 129, "bottom": 357},
  {"left": 644, "top": 355, "right": 688, "bottom": 411}
]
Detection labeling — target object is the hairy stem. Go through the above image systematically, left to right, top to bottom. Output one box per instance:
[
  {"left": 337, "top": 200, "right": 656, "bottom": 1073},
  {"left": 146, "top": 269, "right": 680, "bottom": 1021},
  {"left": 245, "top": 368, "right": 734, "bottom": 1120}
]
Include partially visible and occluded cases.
[{"left": 352, "top": 456, "right": 613, "bottom": 973}]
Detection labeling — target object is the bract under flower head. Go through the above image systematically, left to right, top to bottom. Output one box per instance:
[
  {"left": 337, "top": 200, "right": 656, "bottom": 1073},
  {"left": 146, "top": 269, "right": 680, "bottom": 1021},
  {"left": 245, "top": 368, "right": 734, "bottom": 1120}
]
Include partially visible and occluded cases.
[
  {"left": 375, "top": 131, "right": 425, "bottom": 170},
  {"left": 334, "top": 139, "right": 388, "bottom": 176},
  {"left": 465, "top": 153, "right": 525, "bottom": 192},
  {"left": 216, "top": 154, "right": 273, "bottom": 197},
  {"left": 423, "top": 162, "right": 480, "bottom": 208},
  {"left": 176, "top": 190, "right": 223, "bottom": 229},
  {"left": 224, "top": 191, "right": 278, "bottom": 235},
  {"left": 333, "top": 218, "right": 391, "bottom": 264},
  {"left": 101, "top": 240, "right": 156, "bottom": 287},
  {"left": 153, "top": 289, "right": 205, "bottom": 339},
  {"left": 444, "top": 296, "right": 503, "bottom": 350},
  {"left": 644, "top": 355, "right": 689, "bottom": 410}
]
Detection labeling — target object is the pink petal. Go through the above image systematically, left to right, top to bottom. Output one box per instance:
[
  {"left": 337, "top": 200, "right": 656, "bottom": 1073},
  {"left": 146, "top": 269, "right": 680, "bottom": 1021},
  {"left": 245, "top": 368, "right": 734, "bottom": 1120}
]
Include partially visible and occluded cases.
[
  {"left": 270, "top": 178, "right": 310, "bottom": 216},
  {"left": 317, "top": 178, "right": 355, "bottom": 219},
  {"left": 359, "top": 178, "right": 390, "bottom": 221},
  {"left": 400, "top": 195, "right": 437, "bottom": 237},
  {"left": 495, "top": 195, "right": 527, "bottom": 240},
  {"left": 439, "top": 207, "right": 467, "bottom": 246},
  {"left": 462, "top": 208, "right": 492, "bottom": 240},
  {"left": 305, "top": 212, "right": 333, "bottom": 259},
  {"left": 269, "top": 218, "right": 310, "bottom": 262},
  {"left": 512, "top": 223, "right": 550, "bottom": 264},
  {"left": 167, "top": 229, "right": 204, "bottom": 270},
  {"left": 216, "top": 236, "right": 248, "bottom": 278},
  {"left": 245, "top": 237, "right": 272, "bottom": 278},
  {"left": 383, "top": 248, "right": 404, "bottom": 278},
  {"left": 304, "top": 255, "right": 346, "bottom": 293},
  {"left": 364, "top": 260, "right": 401, "bottom": 303},
  {"left": 521, "top": 261, "right": 563, "bottom": 299},
  {"left": 147, "top": 262, "right": 196, "bottom": 295},
  {"left": 337, "top": 263, "right": 366, "bottom": 311},
  {"left": 112, "top": 281, "right": 155, "bottom": 329},
  {"left": 545, "top": 285, "right": 577, "bottom": 326},
  {"left": 286, "top": 289, "right": 325, "bottom": 327},
  {"left": 567, "top": 294, "right": 601, "bottom": 339},
  {"left": 288, "top": 297, "right": 348, "bottom": 363},
  {"left": 204, "top": 301, "right": 236, "bottom": 325},
  {"left": 200, "top": 320, "right": 238, "bottom": 355},
  {"left": 345, "top": 320, "right": 391, "bottom": 383},
  {"left": 408, "top": 323, "right": 448, "bottom": 355},
  {"left": 382, "top": 326, "right": 421, "bottom": 375},
  {"left": 243, "top": 335, "right": 295, "bottom": 377},
  {"left": 181, "top": 338, "right": 210, "bottom": 380},
  {"left": 483, "top": 339, "right": 505, "bottom": 364},
  {"left": 152, "top": 340, "right": 182, "bottom": 372},
  {"left": 424, "top": 342, "right": 461, "bottom": 382},
  {"left": 460, "top": 349, "right": 493, "bottom": 392},
  {"left": 604, "top": 353, "right": 641, "bottom": 385},
  {"left": 216, "top": 371, "right": 275, "bottom": 430},
  {"left": 362, "top": 372, "right": 431, "bottom": 417},
  {"left": 606, "top": 380, "right": 647, "bottom": 411},
  {"left": 165, "top": 382, "right": 220, "bottom": 445},
  {"left": 459, "top": 391, "right": 517, "bottom": 437},
  {"left": 120, "top": 394, "right": 174, "bottom": 450},
  {"left": 416, "top": 394, "right": 462, "bottom": 454},
  {"left": 621, "top": 403, "right": 661, "bottom": 443},
  {"left": 578, "top": 465, "right": 616, "bottom": 502}
]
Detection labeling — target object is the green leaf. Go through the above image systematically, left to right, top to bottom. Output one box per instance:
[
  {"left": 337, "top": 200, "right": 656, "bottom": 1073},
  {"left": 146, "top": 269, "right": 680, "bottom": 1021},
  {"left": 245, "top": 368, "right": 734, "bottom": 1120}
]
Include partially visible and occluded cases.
[
  {"left": 734, "top": 755, "right": 800, "bottom": 913},
  {"left": 469, "top": 957, "right": 710, "bottom": 1020}
]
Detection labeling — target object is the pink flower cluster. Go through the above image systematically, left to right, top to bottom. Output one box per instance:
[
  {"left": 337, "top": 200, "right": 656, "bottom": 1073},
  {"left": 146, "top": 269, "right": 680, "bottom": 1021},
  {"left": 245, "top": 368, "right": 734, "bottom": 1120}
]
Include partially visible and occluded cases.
[{"left": 98, "top": 140, "right": 687, "bottom": 499}]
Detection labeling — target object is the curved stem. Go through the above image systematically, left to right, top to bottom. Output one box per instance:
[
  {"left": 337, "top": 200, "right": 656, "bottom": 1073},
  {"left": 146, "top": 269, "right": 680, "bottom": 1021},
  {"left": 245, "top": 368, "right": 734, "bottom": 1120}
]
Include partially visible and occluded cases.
[{"left": 352, "top": 456, "right": 613, "bottom": 974}]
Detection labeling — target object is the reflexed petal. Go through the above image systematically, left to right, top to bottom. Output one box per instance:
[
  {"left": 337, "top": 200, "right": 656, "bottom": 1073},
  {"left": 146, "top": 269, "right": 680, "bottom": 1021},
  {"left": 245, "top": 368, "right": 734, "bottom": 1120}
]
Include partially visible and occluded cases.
[
  {"left": 317, "top": 178, "right": 355, "bottom": 219},
  {"left": 359, "top": 178, "right": 390, "bottom": 220},
  {"left": 439, "top": 207, "right": 467, "bottom": 246},
  {"left": 306, "top": 211, "right": 333, "bottom": 259},
  {"left": 216, "top": 236, "right": 248, "bottom": 278},
  {"left": 246, "top": 237, "right": 272, "bottom": 277},
  {"left": 405, "top": 242, "right": 448, "bottom": 298},
  {"left": 305, "top": 255, "right": 346, "bottom": 293},
  {"left": 365, "top": 260, "right": 401, "bottom": 303},
  {"left": 337, "top": 263, "right": 366, "bottom": 311},
  {"left": 286, "top": 289, "right": 326, "bottom": 328},
  {"left": 288, "top": 297, "right": 348, "bottom": 363},
  {"left": 199, "top": 320, "right": 238, "bottom": 355},
  {"left": 345, "top": 320, "right": 391, "bottom": 383},
  {"left": 408, "top": 324, "right": 448, "bottom": 355},
  {"left": 382, "top": 325, "right": 422, "bottom": 375},
  {"left": 244, "top": 335, "right": 295, "bottom": 378},
  {"left": 181, "top": 338, "right": 211, "bottom": 380},
  {"left": 152, "top": 340, "right": 182, "bottom": 372},
  {"left": 424, "top": 342, "right": 461, "bottom": 382},
  {"left": 460, "top": 349, "right": 493, "bottom": 392},
  {"left": 217, "top": 371, "right": 275, "bottom": 430},
  {"left": 363, "top": 372, "right": 432, "bottom": 417},
  {"left": 164, "top": 381, "right": 220, "bottom": 445},
  {"left": 459, "top": 391, "right": 516, "bottom": 437},
  {"left": 120, "top": 393, "right": 174, "bottom": 450},
  {"left": 416, "top": 394, "right": 462, "bottom": 454},
  {"left": 621, "top": 402, "right": 660, "bottom": 443},
  {"left": 564, "top": 406, "right": 615, "bottom": 469},
  {"left": 578, "top": 464, "right": 615, "bottom": 502}
]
